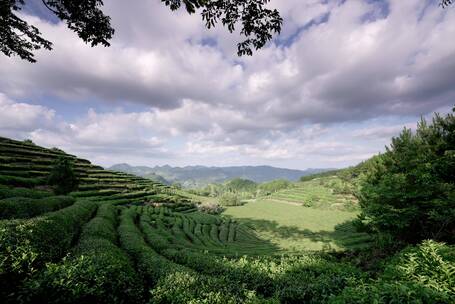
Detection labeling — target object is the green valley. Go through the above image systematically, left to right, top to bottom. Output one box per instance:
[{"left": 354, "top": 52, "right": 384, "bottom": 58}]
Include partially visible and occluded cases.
[{"left": 0, "top": 109, "right": 454, "bottom": 304}]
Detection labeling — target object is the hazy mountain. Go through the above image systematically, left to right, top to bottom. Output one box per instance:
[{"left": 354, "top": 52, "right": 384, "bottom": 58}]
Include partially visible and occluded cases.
[
  {"left": 108, "top": 163, "right": 335, "bottom": 188},
  {"left": 109, "top": 164, "right": 170, "bottom": 185}
]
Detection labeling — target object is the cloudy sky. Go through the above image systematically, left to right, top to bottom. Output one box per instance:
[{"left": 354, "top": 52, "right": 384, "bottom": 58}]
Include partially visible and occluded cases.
[{"left": 1, "top": 0, "right": 454, "bottom": 169}]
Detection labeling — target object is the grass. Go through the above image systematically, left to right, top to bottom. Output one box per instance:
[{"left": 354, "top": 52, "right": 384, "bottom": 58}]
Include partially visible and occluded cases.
[
  {"left": 264, "top": 177, "right": 358, "bottom": 211},
  {"left": 223, "top": 198, "right": 372, "bottom": 252}
]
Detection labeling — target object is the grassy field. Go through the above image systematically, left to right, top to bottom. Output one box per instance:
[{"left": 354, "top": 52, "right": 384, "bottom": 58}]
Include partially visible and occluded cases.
[
  {"left": 186, "top": 175, "right": 369, "bottom": 252},
  {"left": 265, "top": 177, "right": 358, "bottom": 211},
  {"left": 223, "top": 199, "right": 371, "bottom": 252}
]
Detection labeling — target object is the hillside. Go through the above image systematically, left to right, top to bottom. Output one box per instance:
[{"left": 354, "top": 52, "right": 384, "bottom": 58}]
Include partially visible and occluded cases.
[
  {"left": 0, "top": 135, "right": 453, "bottom": 303},
  {"left": 0, "top": 137, "right": 178, "bottom": 205},
  {"left": 109, "top": 163, "right": 333, "bottom": 187}
]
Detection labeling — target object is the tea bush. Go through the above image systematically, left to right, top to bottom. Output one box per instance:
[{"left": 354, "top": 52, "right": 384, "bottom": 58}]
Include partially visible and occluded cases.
[{"left": 0, "top": 196, "right": 75, "bottom": 219}]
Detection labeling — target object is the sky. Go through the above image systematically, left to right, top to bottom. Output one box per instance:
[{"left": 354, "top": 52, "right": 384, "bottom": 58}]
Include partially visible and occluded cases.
[{"left": 0, "top": 0, "right": 454, "bottom": 170}]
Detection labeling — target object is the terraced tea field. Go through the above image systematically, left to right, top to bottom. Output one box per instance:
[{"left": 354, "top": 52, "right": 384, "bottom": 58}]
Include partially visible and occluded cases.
[
  {"left": 0, "top": 136, "right": 375, "bottom": 303},
  {"left": 264, "top": 177, "right": 358, "bottom": 211},
  {"left": 132, "top": 204, "right": 276, "bottom": 256}
]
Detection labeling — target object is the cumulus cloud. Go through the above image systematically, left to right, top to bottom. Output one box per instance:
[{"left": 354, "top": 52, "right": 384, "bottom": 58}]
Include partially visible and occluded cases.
[
  {"left": 0, "top": 0, "right": 454, "bottom": 168},
  {"left": 0, "top": 94, "right": 55, "bottom": 136}
]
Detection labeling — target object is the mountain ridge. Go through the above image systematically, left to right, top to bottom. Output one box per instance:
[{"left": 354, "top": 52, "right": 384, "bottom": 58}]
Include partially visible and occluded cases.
[{"left": 108, "top": 163, "right": 336, "bottom": 188}]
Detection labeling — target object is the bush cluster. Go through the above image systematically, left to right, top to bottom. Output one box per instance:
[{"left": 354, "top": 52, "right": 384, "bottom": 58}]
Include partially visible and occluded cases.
[
  {"left": 358, "top": 109, "right": 455, "bottom": 244},
  {"left": 47, "top": 157, "right": 78, "bottom": 195},
  {"left": 0, "top": 175, "right": 45, "bottom": 187},
  {"left": 0, "top": 185, "right": 52, "bottom": 199},
  {"left": 218, "top": 192, "right": 244, "bottom": 206},
  {"left": 0, "top": 195, "right": 75, "bottom": 219},
  {"left": 0, "top": 200, "right": 97, "bottom": 296},
  {"left": 197, "top": 203, "right": 225, "bottom": 214},
  {"left": 22, "top": 204, "right": 144, "bottom": 304},
  {"left": 332, "top": 240, "right": 455, "bottom": 303}
]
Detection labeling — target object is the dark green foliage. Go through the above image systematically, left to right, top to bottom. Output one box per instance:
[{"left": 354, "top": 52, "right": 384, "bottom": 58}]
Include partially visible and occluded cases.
[
  {"left": 1, "top": 0, "right": 114, "bottom": 62},
  {"left": 2, "top": 0, "right": 281, "bottom": 62},
  {"left": 162, "top": 0, "right": 282, "bottom": 56},
  {"left": 358, "top": 109, "right": 455, "bottom": 243},
  {"left": 48, "top": 157, "right": 79, "bottom": 195},
  {"left": 300, "top": 170, "right": 339, "bottom": 182},
  {"left": 0, "top": 175, "right": 46, "bottom": 187},
  {"left": 197, "top": 178, "right": 257, "bottom": 201},
  {"left": 225, "top": 178, "right": 257, "bottom": 193},
  {"left": 258, "top": 179, "right": 292, "bottom": 195},
  {"left": 0, "top": 185, "right": 52, "bottom": 199},
  {"left": 69, "top": 189, "right": 120, "bottom": 198},
  {"left": 218, "top": 192, "right": 244, "bottom": 206},
  {"left": 0, "top": 195, "right": 75, "bottom": 219},
  {"left": 0, "top": 200, "right": 96, "bottom": 292},
  {"left": 197, "top": 203, "right": 225, "bottom": 214},
  {"left": 22, "top": 204, "right": 144, "bottom": 304},
  {"left": 118, "top": 208, "right": 176, "bottom": 286},
  {"left": 140, "top": 215, "right": 171, "bottom": 252},
  {"left": 331, "top": 240, "right": 455, "bottom": 303},
  {"left": 382, "top": 240, "right": 455, "bottom": 296},
  {"left": 23, "top": 247, "right": 143, "bottom": 304},
  {"left": 160, "top": 249, "right": 275, "bottom": 297},
  {"left": 277, "top": 258, "right": 361, "bottom": 304},
  {"left": 149, "top": 270, "right": 258, "bottom": 304},
  {"left": 331, "top": 281, "right": 450, "bottom": 304}
]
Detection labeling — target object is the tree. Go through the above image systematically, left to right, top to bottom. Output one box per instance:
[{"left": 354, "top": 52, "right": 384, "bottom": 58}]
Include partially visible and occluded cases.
[
  {"left": 1, "top": 0, "right": 282, "bottom": 63},
  {"left": 1, "top": 0, "right": 113, "bottom": 63},
  {"left": 441, "top": 0, "right": 455, "bottom": 8},
  {"left": 358, "top": 108, "right": 455, "bottom": 244},
  {"left": 48, "top": 156, "right": 78, "bottom": 194},
  {"left": 225, "top": 178, "right": 257, "bottom": 193},
  {"left": 258, "top": 179, "right": 291, "bottom": 195},
  {"left": 218, "top": 192, "right": 243, "bottom": 206}
]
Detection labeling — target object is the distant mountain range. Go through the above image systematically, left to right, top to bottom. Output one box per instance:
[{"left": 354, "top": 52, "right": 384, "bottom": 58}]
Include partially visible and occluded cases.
[{"left": 108, "top": 163, "right": 335, "bottom": 188}]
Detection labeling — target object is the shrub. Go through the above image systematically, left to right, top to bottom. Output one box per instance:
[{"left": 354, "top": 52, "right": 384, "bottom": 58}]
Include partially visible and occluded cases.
[
  {"left": 358, "top": 109, "right": 455, "bottom": 244},
  {"left": 48, "top": 157, "right": 78, "bottom": 195},
  {"left": 0, "top": 175, "right": 45, "bottom": 187},
  {"left": 225, "top": 178, "right": 257, "bottom": 193},
  {"left": 259, "top": 179, "right": 292, "bottom": 195},
  {"left": 0, "top": 185, "right": 52, "bottom": 199},
  {"left": 218, "top": 193, "right": 244, "bottom": 206},
  {"left": 0, "top": 196, "right": 75, "bottom": 219},
  {"left": 0, "top": 200, "right": 97, "bottom": 293},
  {"left": 197, "top": 203, "right": 225, "bottom": 215},
  {"left": 21, "top": 204, "right": 143, "bottom": 304},
  {"left": 118, "top": 208, "right": 177, "bottom": 286},
  {"left": 331, "top": 240, "right": 455, "bottom": 303},
  {"left": 382, "top": 240, "right": 455, "bottom": 296},
  {"left": 160, "top": 249, "right": 275, "bottom": 298},
  {"left": 277, "top": 258, "right": 361, "bottom": 304},
  {"left": 150, "top": 271, "right": 261, "bottom": 304},
  {"left": 330, "top": 281, "right": 450, "bottom": 304}
]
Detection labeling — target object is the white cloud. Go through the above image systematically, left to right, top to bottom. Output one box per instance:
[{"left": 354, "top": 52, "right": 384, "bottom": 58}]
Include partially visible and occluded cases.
[
  {"left": 0, "top": 0, "right": 454, "bottom": 169},
  {"left": 0, "top": 93, "right": 55, "bottom": 134}
]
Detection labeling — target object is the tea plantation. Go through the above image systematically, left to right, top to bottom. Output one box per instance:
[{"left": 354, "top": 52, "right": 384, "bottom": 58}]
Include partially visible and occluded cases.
[{"left": 0, "top": 136, "right": 453, "bottom": 303}]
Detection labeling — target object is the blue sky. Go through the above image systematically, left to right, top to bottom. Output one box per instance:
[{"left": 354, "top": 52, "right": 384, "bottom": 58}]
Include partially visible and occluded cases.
[{"left": 0, "top": 0, "right": 454, "bottom": 169}]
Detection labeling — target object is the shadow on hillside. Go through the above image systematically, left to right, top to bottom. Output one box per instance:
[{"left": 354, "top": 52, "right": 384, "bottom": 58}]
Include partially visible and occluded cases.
[{"left": 224, "top": 215, "right": 372, "bottom": 251}]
